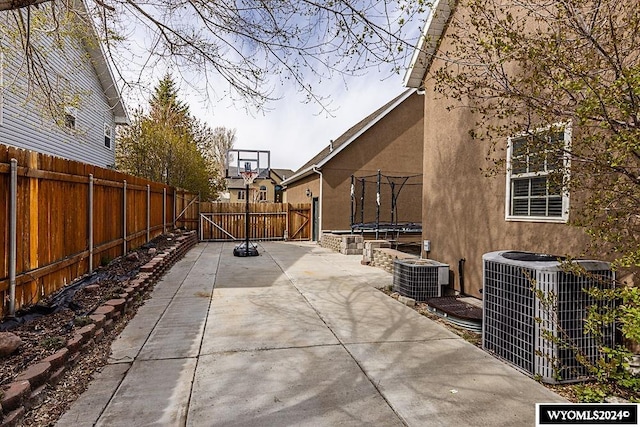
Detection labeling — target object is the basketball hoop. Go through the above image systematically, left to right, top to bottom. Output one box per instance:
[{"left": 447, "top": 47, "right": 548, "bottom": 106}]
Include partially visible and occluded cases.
[{"left": 240, "top": 171, "right": 258, "bottom": 185}]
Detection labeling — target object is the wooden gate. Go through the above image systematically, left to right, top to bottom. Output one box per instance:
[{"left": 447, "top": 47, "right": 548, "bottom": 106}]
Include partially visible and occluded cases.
[{"left": 199, "top": 202, "right": 311, "bottom": 241}]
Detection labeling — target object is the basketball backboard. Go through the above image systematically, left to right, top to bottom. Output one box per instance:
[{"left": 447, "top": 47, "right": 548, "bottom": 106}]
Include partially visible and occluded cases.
[{"left": 226, "top": 149, "right": 271, "bottom": 179}]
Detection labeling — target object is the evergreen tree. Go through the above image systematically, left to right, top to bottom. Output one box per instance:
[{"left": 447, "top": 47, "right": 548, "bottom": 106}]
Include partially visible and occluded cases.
[{"left": 116, "top": 75, "right": 220, "bottom": 200}]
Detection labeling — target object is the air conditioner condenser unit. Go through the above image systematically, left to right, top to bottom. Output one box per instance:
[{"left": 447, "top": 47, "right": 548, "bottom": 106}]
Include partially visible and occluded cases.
[
  {"left": 482, "top": 250, "right": 615, "bottom": 384},
  {"left": 393, "top": 258, "right": 449, "bottom": 301}
]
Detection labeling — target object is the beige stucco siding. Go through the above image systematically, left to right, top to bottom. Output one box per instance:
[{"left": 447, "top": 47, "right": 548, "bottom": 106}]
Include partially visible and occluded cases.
[
  {"left": 421, "top": 16, "right": 591, "bottom": 298},
  {"left": 321, "top": 93, "right": 423, "bottom": 231},
  {"left": 286, "top": 175, "right": 320, "bottom": 204}
]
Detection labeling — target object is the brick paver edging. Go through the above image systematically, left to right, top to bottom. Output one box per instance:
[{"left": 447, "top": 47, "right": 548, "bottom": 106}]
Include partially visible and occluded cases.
[{"left": 0, "top": 231, "right": 198, "bottom": 427}]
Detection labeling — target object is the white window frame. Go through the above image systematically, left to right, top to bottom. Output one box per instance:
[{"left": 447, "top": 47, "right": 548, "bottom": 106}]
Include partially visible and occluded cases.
[
  {"left": 64, "top": 106, "right": 78, "bottom": 130},
  {"left": 104, "top": 123, "right": 113, "bottom": 149},
  {"left": 505, "top": 123, "right": 571, "bottom": 223},
  {"left": 258, "top": 185, "right": 267, "bottom": 202},
  {"left": 237, "top": 189, "right": 246, "bottom": 200}
]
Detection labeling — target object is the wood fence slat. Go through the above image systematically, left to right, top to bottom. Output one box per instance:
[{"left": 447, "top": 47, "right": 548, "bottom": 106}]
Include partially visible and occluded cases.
[
  {"left": 0, "top": 143, "right": 193, "bottom": 317},
  {"left": 198, "top": 202, "right": 311, "bottom": 242}
]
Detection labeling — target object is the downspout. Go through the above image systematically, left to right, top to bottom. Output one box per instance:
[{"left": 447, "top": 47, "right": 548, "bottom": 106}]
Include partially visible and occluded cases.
[
  {"left": 312, "top": 166, "right": 322, "bottom": 239},
  {"left": 458, "top": 258, "right": 466, "bottom": 296}
]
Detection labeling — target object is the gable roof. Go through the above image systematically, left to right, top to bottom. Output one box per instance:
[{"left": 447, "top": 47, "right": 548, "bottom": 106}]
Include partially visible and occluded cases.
[
  {"left": 78, "top": 0, "right": 128, "bottom": 124},
  {"left": 403, "top": 0, "right": 453, "bottom": 89},
  {"left": 281, "top": 88, "right": 417, "bottom": 186},
  {"left": 225, "top": 168, "right": 294, "bottom": 190},
  {"left": 270, "top": 168, "right": 295, "bottom": 182}
]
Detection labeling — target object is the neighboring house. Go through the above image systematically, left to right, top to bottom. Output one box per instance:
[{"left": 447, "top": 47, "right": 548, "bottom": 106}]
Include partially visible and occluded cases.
[
  {"left": 403, "top": 0, "right": 591, "bottom": 298},
  {"left": 0, "top": 2, "right": 128, "bottom": 168},
  {"left": 282, "top": 89, "right": 424, "bottom": 241},
  {"left": 224, "top": 168, "right": 293, "bottom": 203}
]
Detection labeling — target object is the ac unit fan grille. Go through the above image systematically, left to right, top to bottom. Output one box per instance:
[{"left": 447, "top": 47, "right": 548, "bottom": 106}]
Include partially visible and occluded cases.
[
  {"left": 483, "top": 251, "right": 615, "bottom": 384},
  {"left": 393, "top": 260, "right": 442, "bottom": 300},
  {"left": 483, "top": 260, "right": 536, "bottom": 375},
  {"left": 540, "top": 270, "right": 615, "bottom": 381}
]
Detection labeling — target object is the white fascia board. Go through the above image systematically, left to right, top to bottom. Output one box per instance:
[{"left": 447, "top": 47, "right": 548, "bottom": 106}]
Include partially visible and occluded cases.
[
  {"left": 78, "top": 0, "right": 129, "bottom": 124},
  {"left": 403, "top": 0, "right": 452, "bottom": 88},
  {"left": 315, "top": 88, "right": 417, "bottom": 168},
  {"left": 282, "top": 89, "right": 417, "bottom": 186},
  {"left": 281, "top": 166, "right": 317, "bottom": 186}
]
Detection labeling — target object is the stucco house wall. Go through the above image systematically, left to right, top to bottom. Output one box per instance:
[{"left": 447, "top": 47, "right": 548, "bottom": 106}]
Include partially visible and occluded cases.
[
  {"left": 406, "top": 0, "right": 591, "bottom": 298},
  {"left": 284, "top": 90, "right": 424, "bottom": 235},
  {"left": 321, "top": 95, "right": 423, "bottom": 231},
  {"left": 285, "top": 174, "right": 319, "bottom": 205}
]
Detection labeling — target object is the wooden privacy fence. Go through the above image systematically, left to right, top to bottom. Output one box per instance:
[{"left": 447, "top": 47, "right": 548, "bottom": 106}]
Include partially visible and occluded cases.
[
  {"left": 0, "top": 144, "right": 199, "bottom": 317},
  {"left": 199, "top": 202, "right": 311, "bottom": 241}
]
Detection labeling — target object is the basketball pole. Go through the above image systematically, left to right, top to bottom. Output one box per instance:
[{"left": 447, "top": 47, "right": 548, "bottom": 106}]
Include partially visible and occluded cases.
[{"left": 245, "top": 180, "right": 250, "bottom": 256}]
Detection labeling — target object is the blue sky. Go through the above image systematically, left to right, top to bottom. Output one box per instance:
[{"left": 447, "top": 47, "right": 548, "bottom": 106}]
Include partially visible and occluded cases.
[
  {"left": 113, "top": 2, "right": 425, "bottom": 171},
  {"left": 120, "top": 58, "right": 411, "bottom": 171},
  {"left": 188, "top": 71, "right": 408, "bottom": 171}
]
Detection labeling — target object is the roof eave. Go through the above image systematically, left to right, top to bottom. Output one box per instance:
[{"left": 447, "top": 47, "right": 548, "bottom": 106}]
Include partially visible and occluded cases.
[
  {"left": 78, "top": 0, "right": 130, "bottom": 124},
  {"left": 403, "top": 0, "right": 453, "bottom": 88},
  {"left": 316, "top": 88, "right": 417, "bottom": 168},
  {"left": 281, "top": 166, "right": 318, "bottom": 186}
]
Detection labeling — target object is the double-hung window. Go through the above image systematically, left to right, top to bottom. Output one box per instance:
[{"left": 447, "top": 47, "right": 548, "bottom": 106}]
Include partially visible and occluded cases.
[
  {"left": 64, "top": 106, "right": 77, "bottom": 130},
  {"left": 104, "top": 124, "right": 113, "bottom": 149},
  {"left": 505, "top": 126, "right": 570, "bottom": 222},
  {"left": 258, "top": 185, "right": 267, "bottom": 202},
  {"left": 237, "top": 189, "right": 246, "bottom": 200}
]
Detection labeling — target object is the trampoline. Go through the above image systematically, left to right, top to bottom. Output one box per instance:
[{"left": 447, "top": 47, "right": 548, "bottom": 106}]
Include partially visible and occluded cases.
[{"left": 350, "top": 170, "right": 422, "bottom": 240}]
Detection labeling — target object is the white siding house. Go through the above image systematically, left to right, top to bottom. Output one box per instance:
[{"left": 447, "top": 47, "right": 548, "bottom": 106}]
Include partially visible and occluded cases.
[{"left": 0, "top": 4, "right": 127, "bottom": 167}]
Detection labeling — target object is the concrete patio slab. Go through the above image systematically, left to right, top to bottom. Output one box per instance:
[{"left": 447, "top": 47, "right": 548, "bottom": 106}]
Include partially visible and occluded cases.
[
  {"left": 58, "top": 241, "right": 564, "bottom": 427},
  {"left": 298, "top": 284, "right": 457, "bottom": 344},
  {"left": 201, "top": 289, "right": 339, "bottom": 354},
  {"left": 136, "top": 295, "right": 211, "bottom": 360},
  {"left": 108, "top": 301, "right": 167, "bottom": 363},
  {"left": 346, "top": 340, "right": 566, "bottom": 426},
  {"left": 187, "top": 347, "right": 403, "bottom": 427},
  {"left": 95, "top": 358, "right": 197, "bottom": 427},
  {"left": 56, "top": 364, "right": 130, "bottom": 427}
]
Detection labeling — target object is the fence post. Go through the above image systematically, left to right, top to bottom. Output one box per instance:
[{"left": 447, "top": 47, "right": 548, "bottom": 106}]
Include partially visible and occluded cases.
[
  {"left": 27, "top": 152, "right": 39, "bottom": 301},
  {"left": 8, "top": 158, "right": 17, "bottom": 317},
  {"left": 376, "top": 169, "right": 381, "bottom": 240},
  {"left": 88, "top": 174, "right": 94, "bottom": 273},
  {"left": 123, "top": 180, "right": 127, "bottom": 254},
  {"left": 147, "top": 184, "right": 151, "bottom": 242},
  {"left": 163, "top": 187, "right": 167, "bottom": 233},
  {"left": 173, "top": 189, "right": 177, "bottom": 228},
  {"left": 198, "top": 193, "right": 203, "bottom": 241}
]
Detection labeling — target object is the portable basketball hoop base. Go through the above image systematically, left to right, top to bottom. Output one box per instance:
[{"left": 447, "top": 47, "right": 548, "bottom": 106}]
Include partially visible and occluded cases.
[
  {"left": 234, "top": 170, "right": 260, "bottom": 257},
  {"left": 233, "top": 241, "right": 259, "bottom": 257}
]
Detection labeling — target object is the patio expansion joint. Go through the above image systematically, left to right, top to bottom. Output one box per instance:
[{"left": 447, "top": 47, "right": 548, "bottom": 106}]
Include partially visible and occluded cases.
[
  {"left": 184, "top": 243, "right": 224, "bottom": 427},
  {"left": 265, "top": 249, "right": 409, "bottom": 426},
  {"left": 343, "top": 336, "right": 462, "bottom": 346},
  {"left": 198, "top": 343, "right": 344, "bottom": 357}
]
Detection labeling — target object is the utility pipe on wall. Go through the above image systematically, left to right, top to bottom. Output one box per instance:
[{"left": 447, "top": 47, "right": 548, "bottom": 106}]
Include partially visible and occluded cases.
[
  {"left": 8, "top": 158, "right": 17, "bottom": 317},
  {"left": 312, "top": 166, "right": 323, "bottom": 239},
  {"left": 376, "top": 169, "right": 381, "bottom": 240},
  {"left": 350, "top": 175, "right": 355, "bottom": 233},
  {"left": 458, "top": 258, "right": 466, "bottom": 296}
]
